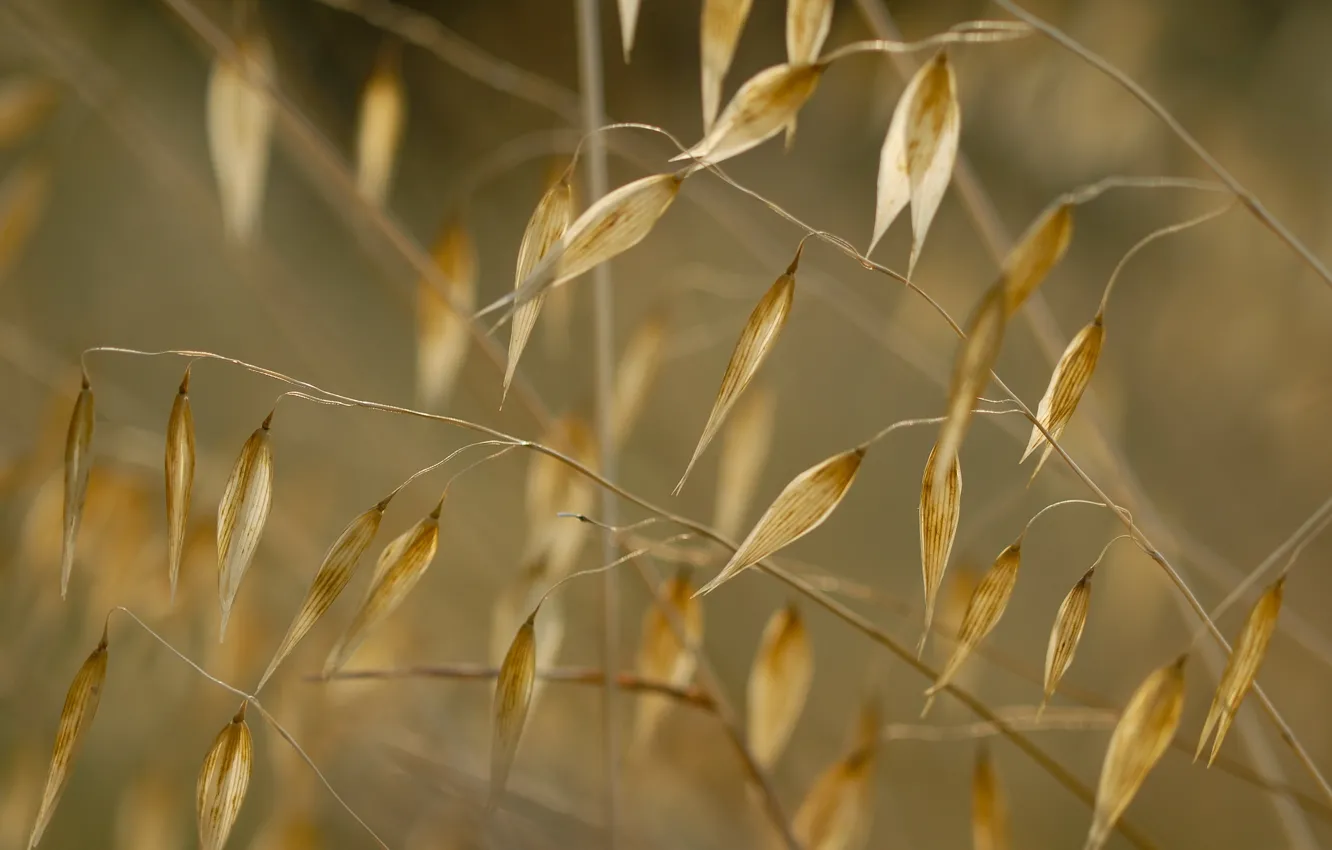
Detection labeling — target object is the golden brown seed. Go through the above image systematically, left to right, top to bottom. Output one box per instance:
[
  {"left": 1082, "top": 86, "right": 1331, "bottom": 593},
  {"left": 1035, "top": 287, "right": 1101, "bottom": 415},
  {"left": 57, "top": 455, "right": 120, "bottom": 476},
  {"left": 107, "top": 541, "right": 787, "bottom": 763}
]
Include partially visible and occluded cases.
[
  {"left": 616, "top": 0, "right": 640, "bottom": 61},
  {"left": 700, "top": 0, "right": 755, "bottom": 133},
  {"left": 786, "top": 0, "right": 833, "bottom": 65},
  {"left": 206, "top": 32, "right": 275, "bottom": 245},
  {"left": 354, "top": 46, "right": 406, "bottom": 207},
  {"left": 871, "top": 52, "right": 960, "bottom": 276},
  {"left": 672, "top": 63, "right": 824, "bottom": 166},
  {"left": 511, "top": 173, "right": 684, "bottom": 313},
  {"left": 504, "top": 175, "right": 574, "bottom": 403},
  {"left": 1002, "top": 203, "right": 1073, "bottom": 316},
  {"left": 417, "top": 220, "right": 477, "bottom": 411},
  {"left": 676, "top": 248, "right": 799, "bottom": 494},
  {"left": 931, "top": 281, "right": 1005, "bottom": 495},
  {"left": 611, "top": 313, "right": 668, "bottom": 449},
  {"left": 1023, "top": 316, "right": 1104, "bottom": 480},
  {"left": 165, "top": 368, "right": 196, "bottom": 603},
  {"left": 60, "top": 375, "right": 95, "bottom": 600},
  {"left": 713, "top": 384, "right": 776, "bottom": 540},
  {"left": 217, "top": 414, "right": 275, "bottom": 642},
  {"left": 918, "top": 440, "right": 961, "bottom": 655},
  {"left": 697, "top": 446, "right": 865, "bottom": 596},
  {"left": 323, "top": 499, "right": 442, "bottom": 675},
  {"left": 256, "top": 500, "right": 387, "bottom": 691},
  {"left": 924, "top": 540, "right": 1022, "bottom": 713},
  {"left": 491, "top": 561, "right": 565, "bottom": 707},
  {"left": 1042, "top": 568, "right": 1093, "bottom": 714},
  {"left": 633, "top": 572, "right": 704, "bottom": 747},
  {"left": 1197, "top": 577, "right": 1284, "bottom": 766},
  {"left": 746, "top": 603, "right": 813, "bottom": 769},
  {"left": 490, "top": 612, "right": 537, "bottom": 809},
  {"left": 28, "top": 633, "right": 108, "bottom": 849},
  {"left": 1085, "top": 655, "right": 1186, "bottom": 850},
  {"left": 196, "top": 705, "right": 254, "bottom": 850},
  {"left": 792, "top": 744, "right": 876, "bottom": 850},
  {"left": 972, "top": 744, "right": 1010, "bottom": 850}
]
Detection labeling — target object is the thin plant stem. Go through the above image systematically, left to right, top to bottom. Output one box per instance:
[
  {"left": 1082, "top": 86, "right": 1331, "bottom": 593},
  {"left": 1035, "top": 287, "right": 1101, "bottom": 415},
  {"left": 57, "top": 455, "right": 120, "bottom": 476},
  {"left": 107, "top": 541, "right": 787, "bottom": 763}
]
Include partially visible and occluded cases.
[{"left": 572, "top": 0, "right": 621, "bottom": 846}]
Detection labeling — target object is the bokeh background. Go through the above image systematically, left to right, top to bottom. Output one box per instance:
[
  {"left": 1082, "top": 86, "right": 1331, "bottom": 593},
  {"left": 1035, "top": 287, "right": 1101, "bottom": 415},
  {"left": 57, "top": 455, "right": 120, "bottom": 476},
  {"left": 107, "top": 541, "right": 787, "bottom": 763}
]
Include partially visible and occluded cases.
[{"left": 2, "top": 0, "right": 1332, "bottom": 847}]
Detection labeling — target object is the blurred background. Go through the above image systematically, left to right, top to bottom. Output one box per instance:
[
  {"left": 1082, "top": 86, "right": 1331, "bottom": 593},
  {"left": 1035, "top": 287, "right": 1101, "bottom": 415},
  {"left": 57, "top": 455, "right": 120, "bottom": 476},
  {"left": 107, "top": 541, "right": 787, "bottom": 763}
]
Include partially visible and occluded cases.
[{"left": 2, "top": 0, "right": 1332, "bottom": 847}]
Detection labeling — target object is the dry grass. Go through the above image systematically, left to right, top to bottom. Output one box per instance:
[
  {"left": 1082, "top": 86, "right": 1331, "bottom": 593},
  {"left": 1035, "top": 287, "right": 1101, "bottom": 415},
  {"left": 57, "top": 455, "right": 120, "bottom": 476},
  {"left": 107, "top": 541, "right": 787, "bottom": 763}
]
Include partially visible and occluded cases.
[{"left": 2, "top": 0, "right": 1332, "bottom": 848}]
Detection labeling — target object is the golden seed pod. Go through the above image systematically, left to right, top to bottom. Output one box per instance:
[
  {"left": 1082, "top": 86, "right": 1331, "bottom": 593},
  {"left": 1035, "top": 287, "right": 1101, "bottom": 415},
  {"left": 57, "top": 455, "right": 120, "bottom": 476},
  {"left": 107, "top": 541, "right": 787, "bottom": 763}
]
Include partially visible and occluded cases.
[
  {"left": 616, "top": 0, "right": 640, "bottom": 62},
  {"left": 700, "top": 0, "right": 755, "bottom": 132},
  {"left": 786, "top": 0, "right": 833, "bottom": 65},
  {"left": 206, "top": 31, "right": 275, "bottom": 244},
  {"left": 354, "top": 46, "right": 406, "bottom": 207},
  {"left": 871, "top": 51, "right": 960, "bottom": 277},
  {"left": 672, "top": 63, "right": 824, "bottom": 166},
  {"left": 504, "top": 174, "right": 574, "bottom": 403},
  {"left": 1002, "top": 203, "right": 1074, "bottom": 316},
  {"left": 416, "top": 220, "right": 477, "bottom": 411},
  {"left": 677, "top": 247, "right": 799, "bottom": 494},
  {"left": 931, "top": 281, "right": 1006, "bottom": 495},
  {"left": 610, "top": 313, "right": 668, "bottom": 450},
  {"left": 1023, "top": 316, "right": 1104, "bottom": 480},
  {"left": 165, "top": 368, "right": 196, "bottom": 603},
  {"left": 60, "top": 375, "right": 95, "bottom": 599},
  {"left": 713, "top": 384, "right": 776, "bottom": 540},
  {"left": 217, "top": 414, "right": 276, "bottom": 642},
  {"left": 918, "top": 440, "right": 961, "bottom": 655},
  {"left": 697, "top": 446, "right": 865, "bottom": 597},
  {"left": 257, "top": 499, "right": 388, "bottom": 691},
  {"left": 323, "top": 500, "right": 442, "bottom": 676},
  {"left": 924, "top": 540, "right": 1022, "bottom": 714},
  {"left": 1042, "top": 568, "right": 1094, "bottom": 714},
  {"left": 633, "top": 572, "right": 704, "bottom": 747},
  {"left": 1197, "top": 577, "right": 1284, "bottom": 766},
  {"left": 746, "top": 603, "right": 813, "bottom": 769},
  {"left": 490, "top": 612, "right": 538, "bottom": 809},
  {"left": 28, "top": 633, "right": 109, "bottom": 849},
  {"left": 1085, "top": 655, "right": 1187, "bottom": 850},
  {"left": 196, "top": 705, "right": 254, "bottom": 850},
  {"left": 792, "top": 740, "right": 876, "bottom": 850},
  {"left": 972, "top": 744, "right": 1010, "bottom": 850}
]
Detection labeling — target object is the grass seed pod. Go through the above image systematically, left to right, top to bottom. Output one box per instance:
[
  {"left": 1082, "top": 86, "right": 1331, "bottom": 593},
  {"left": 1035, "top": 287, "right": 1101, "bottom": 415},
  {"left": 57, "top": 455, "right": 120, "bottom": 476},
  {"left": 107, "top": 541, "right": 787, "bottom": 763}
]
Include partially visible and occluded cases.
[
  {"left": 700, "top": 0, "right": 755, "bottom": 132},
  {"left": 205, "top": 32, "right": 275, "bottom": 244},
  {"left": 354, "top": 47, "right": 406, "bottom": 207},
  {"left": 672, "top": 63, "right": 824, "bottom": 166},
  {"left": 504, "top": 174, "right": 573, "bottom": 402},
  {"left": 1022, "top": 316, "right": 1104, "bottom": 480},
  {"left": 165, "top": 368, "right": 196, "bottom": 603},
  {"left": 60, "top": 374, "right": 95, "bottom": 599},
  {"left": 217, "top": 414, "right": 275, "bottom": 642},
  {"left": 918, "top": 440, "right": 961, "bottom": 655},
  {"left": 1042, "top": 568, "right": 1094, "bottom": 714},
  {"left": 632, "top": 572, "right": 704, "bottom": 747},
  {"left": 746, "top": 603, "right": 813, "bottom": 769},
  {"left": 490, "top": 612, "right": 537, "bottom": 809},
  {"left": 195, "top": 705, "right": 254, "bottom": 850}
]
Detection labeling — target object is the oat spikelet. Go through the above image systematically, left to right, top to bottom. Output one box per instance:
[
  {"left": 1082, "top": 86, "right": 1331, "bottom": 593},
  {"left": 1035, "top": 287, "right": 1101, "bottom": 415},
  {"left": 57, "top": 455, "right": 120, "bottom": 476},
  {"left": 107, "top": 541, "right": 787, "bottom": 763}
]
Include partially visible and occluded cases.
[
  {"left": 616, "top": 0, "right": 640, "bottom": 62},
  {"left": 700, "top": 0, "right": 754, "bottom": 133},
  {"left": 786, "top": 0, "right": 833, "bottom": 65},
  {"left": 206, "top": 31, "right": 275, "bottom": 244},
  {"left": 354, "top": 48, "right": 406, "bottom": 207},
  {"left": 870, "top": 51, "right": 960, "bottom": 277},
  {"left": 672, "top": 63, "right": 824, "bottom": 166},
  {"left": 0, "top": 76, "right": 60, "bottom": 147},
  {"left": 0, "top": 155, "right": 51, "bottom": 277},
  {"left": 512, "top": 173, "right": 683, "bottom": 312},
  {"left": 504, "top": 174, "right": 573, "bottom": 403},
  {"left": 1002, "top": 203, "right": 1073, "bottom": 316},
  {"left": 417, "top": 221, "right": 477, "bottom": 411},
  {"left": 677, "top": 249, "right": 798, "bottom": 494},
  {"left": 931, "top": 281, "right": 1005, "bottom": 494},
  {"left": 611, "top": 313, "right": 668, "bottom": 449},
  {"left": 1022, "top": 315, "right": 1103, "bottom": 480},
  {"left": 165, "top": 368, "right": 196, "bottom": 603},
  {"left": 60, "top": 374, "right": 95, "bottom": 600},
  {"left": 714, "top": 384, "right": 776, "bottom": 540},
  {"left": 217, "top": 414, "right": 275, "bottom": 642},
  {"left": 524, "top": 417, "right": 598, "bottom": 577},
  {"left": 918, "top": 440, "right": 961, "bottom": 655},
  {"left": 697, "top": 446, "right": 864, "bottom": 596},
  {"left": 323, "top": 499, "right": 442, "bottom": 675},
  {"left": 257, "top": 500, "right": 387, "bottom": 690},
  {"left": 924, "top": 540, "right": 1021, "bottom": 714},
  {"left": 491, "top": 562, "right": 565, "bottom": 707},
  {"left": 1042, "top": 567, "right": 1093, "bottom": 715},
  {"left": 633, "top": 572, "right": 704, "bottom": 747},
  {"left": 1196, "top": 577, "right": 1283, "bottom": 767},
  {"left": 746, "top": 603, "right": 813, "bottom": 769},
  {"left": 490, "top": 611, "right": 537, "bottom": 809},
  {"left": 28, "top": 633, "right": 108, "bottom": 849},
  {"left": 1084, "top": 655, "right": 1186, "bottom": 850},
  {"left": 196, "top": 705, "right": 253, "bottom": 850},
  {"left": 792, "top": 744, "right": 877, "bottom": 850},
  {"left": 972, "top": 744, "right": 1010, "bottom": 850}
]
